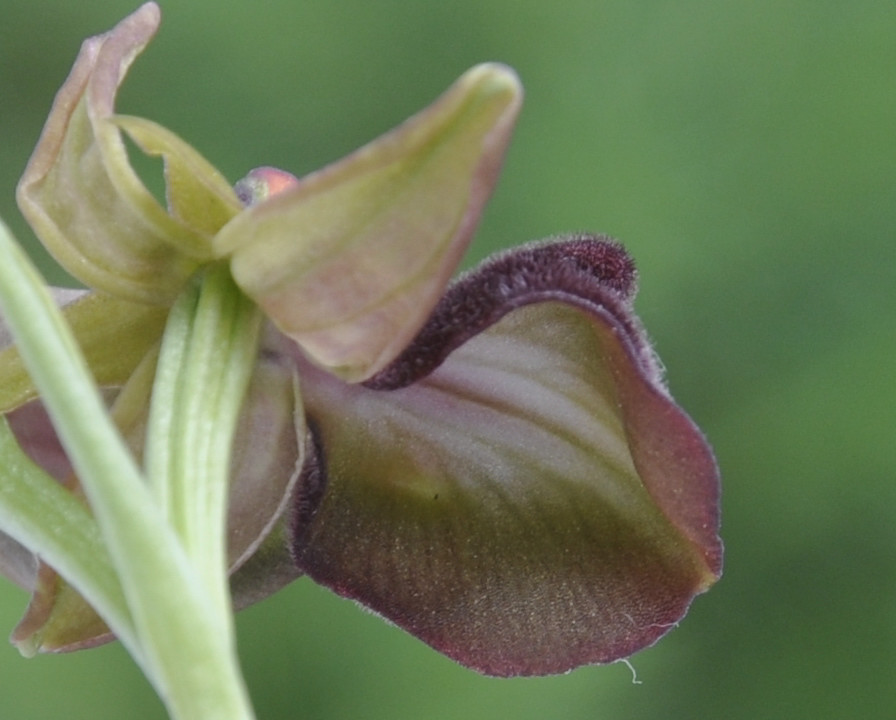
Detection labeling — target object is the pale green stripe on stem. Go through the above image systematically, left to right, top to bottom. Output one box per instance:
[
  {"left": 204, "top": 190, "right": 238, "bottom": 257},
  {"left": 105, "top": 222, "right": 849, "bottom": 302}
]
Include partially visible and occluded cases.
[{"left": 145, "top": 262, "right": 262, "bottom": 626}]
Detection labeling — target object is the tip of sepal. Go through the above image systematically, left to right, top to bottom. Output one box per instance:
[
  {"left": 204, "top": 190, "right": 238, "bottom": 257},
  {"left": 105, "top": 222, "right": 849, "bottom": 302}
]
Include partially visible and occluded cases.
[
  {"left": 455, "top": 62, "right": 523, "bottom": 107},
  {"left": 217, "top": 63, "right": 524, "bottom": 382}
]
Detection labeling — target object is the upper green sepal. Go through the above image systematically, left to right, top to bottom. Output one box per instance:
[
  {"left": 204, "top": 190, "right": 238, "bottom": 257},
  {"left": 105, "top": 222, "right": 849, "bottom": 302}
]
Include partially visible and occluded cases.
[{"left": 217, "top": 63, "right": 522, "bottom": 381}]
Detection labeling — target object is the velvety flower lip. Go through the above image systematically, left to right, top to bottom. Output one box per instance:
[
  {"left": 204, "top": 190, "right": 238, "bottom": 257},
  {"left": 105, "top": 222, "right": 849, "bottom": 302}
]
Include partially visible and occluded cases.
[
  {"left": 285, "top": 234, "right": 722, "bottom": 676},
  {"left": 364, "top": 234, "right": 645, "bottom": 390}
]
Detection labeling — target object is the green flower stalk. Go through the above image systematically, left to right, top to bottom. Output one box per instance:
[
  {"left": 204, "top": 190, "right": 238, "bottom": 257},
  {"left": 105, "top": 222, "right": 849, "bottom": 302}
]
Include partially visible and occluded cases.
[{"left": 0, "top": 3, "right": 721, "bottom": 718}]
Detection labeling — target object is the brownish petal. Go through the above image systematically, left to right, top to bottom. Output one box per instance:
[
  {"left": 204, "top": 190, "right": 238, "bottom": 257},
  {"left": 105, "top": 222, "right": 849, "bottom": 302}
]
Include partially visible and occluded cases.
[{"left": 285, "top": 235, "right": 721, "bottom": 675}]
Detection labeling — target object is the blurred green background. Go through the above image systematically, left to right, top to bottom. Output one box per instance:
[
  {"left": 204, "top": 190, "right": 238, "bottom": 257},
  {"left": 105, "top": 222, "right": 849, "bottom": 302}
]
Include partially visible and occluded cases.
[{"left": 1, "top": 1, "right": 894, "bottom": 718}]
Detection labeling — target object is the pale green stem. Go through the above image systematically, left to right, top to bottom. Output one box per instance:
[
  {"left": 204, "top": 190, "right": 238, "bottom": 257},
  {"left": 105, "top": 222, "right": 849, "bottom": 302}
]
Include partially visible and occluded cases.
[
  {"left": 0, "top": 219, "right": 256, "bottom": 720},
  {"left": 145, "top": 262, "right": 263, "bottom": 627}
]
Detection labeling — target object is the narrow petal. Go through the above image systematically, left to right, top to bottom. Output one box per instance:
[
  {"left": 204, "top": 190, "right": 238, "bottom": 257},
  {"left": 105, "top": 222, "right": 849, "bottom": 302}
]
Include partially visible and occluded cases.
[
  {"left": 15, "top": 3, "right": 218, "bottom": 302},
  {"left": 216, "top": 64, "right": 523, "bottom": 381},
  {"left": 112, "top": 115, "right": 243, "bottom": 237},
  {"left": 285, "top": 235, "right": 721, "bottom": 676}
]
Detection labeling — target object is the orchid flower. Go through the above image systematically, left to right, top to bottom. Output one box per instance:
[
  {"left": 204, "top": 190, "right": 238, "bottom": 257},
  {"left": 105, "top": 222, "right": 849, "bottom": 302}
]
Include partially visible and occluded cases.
[{"left": 0, "top": 1, "right": 721, "bottom": 705}]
